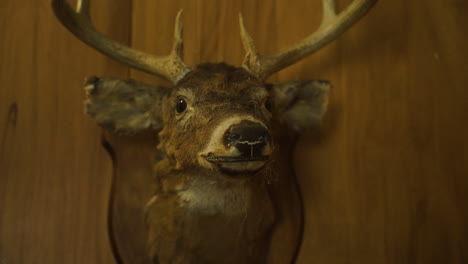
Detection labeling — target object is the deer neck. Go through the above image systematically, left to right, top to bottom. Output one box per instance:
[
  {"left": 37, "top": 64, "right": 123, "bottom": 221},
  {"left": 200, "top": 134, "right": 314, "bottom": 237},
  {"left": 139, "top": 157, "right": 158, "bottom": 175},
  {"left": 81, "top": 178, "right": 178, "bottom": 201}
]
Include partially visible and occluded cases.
[{"left": 153, "top": 155, "right": 274, "bottom": 216}]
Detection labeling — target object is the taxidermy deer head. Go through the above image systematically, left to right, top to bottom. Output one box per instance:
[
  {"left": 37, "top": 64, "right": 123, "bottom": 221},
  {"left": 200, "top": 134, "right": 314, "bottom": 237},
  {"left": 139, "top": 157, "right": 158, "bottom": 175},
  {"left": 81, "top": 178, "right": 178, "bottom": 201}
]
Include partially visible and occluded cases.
[{"left": 52, "top": 0, "right": 376, "bottom": 263}]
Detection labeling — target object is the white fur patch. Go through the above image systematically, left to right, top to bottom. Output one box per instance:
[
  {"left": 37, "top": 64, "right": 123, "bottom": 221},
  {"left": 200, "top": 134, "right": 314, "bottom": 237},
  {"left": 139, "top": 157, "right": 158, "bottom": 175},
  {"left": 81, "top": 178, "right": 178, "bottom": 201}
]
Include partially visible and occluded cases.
[{"left": 178, "top": 180, "right": 250, "bottom": 216}]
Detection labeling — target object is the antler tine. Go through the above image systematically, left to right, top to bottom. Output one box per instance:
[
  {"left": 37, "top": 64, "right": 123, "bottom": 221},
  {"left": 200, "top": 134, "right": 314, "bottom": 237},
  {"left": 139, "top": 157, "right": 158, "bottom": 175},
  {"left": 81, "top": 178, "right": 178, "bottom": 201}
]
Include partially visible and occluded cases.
[
  {"left": 51, "top": 0, "right": 191, "bottom": 84},
  {"left": 76, "top": 0, "right": 90, "bottom": 16},
  {"left": 241, "top": 0, "right": 377, "bottom": 80},
  {"left": 321, "top": 0, "right": 337, "bottom": 26},
  {"left": 171, "top": 10, "right": 185, "bottom": 60},
  {"left": 239, "top": 14, "right": 260, "bottom": 71}
]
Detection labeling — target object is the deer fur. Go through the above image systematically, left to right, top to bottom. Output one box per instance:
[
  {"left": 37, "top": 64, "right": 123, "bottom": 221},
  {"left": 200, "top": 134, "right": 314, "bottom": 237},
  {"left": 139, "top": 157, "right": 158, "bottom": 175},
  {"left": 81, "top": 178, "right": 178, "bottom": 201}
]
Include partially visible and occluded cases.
[{"left": 85, "top": 63, "right": 329, "bottom": 263}]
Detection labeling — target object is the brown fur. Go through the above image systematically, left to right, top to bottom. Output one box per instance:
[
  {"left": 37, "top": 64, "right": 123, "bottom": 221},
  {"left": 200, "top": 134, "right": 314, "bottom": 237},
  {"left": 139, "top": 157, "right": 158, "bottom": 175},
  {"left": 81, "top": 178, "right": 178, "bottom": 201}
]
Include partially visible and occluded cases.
[
  {"left": 85, "top": 63, "right": 330, "bottom": 264},
  {"left": 157, "top": 63, "right": 272, "bottom": 170},
  {"left": 148, "top": 64, "right": 275, "bottom": 263}
]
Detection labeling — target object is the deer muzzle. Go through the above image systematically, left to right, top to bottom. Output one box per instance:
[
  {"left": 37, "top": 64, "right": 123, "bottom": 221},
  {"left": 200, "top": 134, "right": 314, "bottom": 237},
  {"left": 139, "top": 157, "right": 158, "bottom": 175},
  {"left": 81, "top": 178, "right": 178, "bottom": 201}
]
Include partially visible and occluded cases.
[{"left": 200, "top": 118, "right": 272, "bottom": 173}]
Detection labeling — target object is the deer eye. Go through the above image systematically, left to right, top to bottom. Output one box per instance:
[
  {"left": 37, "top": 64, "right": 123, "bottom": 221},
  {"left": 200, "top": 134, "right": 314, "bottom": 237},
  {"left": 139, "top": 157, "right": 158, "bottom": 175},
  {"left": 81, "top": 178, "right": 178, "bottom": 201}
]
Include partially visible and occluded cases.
[
  {"left": 176, "top": 97, "right": 187, "bottom": 113},
  {"left": 264, "top": 98, "right": 272, "bottom": 112}
]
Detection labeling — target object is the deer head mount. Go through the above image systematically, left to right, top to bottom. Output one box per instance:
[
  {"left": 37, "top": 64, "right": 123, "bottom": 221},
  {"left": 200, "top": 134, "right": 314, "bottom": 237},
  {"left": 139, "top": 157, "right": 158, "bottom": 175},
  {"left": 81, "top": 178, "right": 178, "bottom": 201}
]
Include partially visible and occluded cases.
[{"left": 52, "top": 0, "right": 376, "bottom": 263}]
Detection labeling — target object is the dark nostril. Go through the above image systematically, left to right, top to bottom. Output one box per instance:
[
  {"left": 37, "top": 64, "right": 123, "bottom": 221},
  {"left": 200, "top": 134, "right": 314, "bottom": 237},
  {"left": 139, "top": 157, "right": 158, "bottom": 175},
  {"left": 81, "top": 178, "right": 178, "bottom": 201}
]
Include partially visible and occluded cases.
[{"left": 227, "top": 133, "right": 241, "bottom": 142}]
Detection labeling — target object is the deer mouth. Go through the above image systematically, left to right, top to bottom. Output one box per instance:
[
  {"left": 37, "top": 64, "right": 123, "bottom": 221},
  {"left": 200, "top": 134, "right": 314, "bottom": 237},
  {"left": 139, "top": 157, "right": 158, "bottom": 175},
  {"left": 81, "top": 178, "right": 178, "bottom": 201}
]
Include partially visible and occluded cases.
[
  {"left": 202, "top": 154, "right": 269, "bottom": 172},
  {"left": 204, "top": 155, "right": 269, "bottom": 163}
]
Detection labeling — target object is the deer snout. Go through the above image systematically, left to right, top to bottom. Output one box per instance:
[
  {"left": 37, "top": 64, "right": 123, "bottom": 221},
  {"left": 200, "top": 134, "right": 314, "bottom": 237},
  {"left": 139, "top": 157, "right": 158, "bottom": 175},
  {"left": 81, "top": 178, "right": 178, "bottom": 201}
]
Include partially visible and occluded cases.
[
  {"left": 199, "top": 116, "right": 272, "bottom": 172},
  {"left": 224, "top": 121, "right": 271, "bottom": 157}
]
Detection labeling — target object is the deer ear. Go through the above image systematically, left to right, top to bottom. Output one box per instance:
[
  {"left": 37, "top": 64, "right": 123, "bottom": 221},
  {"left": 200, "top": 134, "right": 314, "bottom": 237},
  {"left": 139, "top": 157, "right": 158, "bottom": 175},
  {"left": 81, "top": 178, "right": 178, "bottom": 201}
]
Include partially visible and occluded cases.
[
  {"left": 85, "top": 77, "right": 170, "bottom": 134},
  {"left": 271, "top": 80, "right": 330, "bottom": 132}
]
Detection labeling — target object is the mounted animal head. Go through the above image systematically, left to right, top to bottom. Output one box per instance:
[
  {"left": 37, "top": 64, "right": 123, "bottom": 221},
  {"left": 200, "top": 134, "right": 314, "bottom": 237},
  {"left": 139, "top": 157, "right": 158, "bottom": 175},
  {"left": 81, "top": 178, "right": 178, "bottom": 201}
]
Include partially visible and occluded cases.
[{"left": 52, "top": 0, "right": 376, "bottom": 174}]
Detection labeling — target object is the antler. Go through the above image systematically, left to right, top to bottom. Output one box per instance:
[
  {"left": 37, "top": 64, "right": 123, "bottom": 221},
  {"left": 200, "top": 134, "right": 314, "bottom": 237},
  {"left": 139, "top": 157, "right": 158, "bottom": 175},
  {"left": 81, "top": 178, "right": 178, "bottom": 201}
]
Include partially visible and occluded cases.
[
  {"left": 51, "top": 0, "right": 191, "bottom": 84},
  {"left": 240, "top": 0, "right": 377, "bottom": 80}
]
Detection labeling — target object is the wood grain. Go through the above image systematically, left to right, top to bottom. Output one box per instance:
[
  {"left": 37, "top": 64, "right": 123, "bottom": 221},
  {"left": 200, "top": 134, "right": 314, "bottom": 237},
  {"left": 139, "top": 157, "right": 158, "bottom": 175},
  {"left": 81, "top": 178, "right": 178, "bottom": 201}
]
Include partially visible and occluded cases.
[
  {"left": 0, "top": 0, "right": 467, "bottom": 263},
  {"left": 0, "top": 0, "right": 130, "bottom": 263}
]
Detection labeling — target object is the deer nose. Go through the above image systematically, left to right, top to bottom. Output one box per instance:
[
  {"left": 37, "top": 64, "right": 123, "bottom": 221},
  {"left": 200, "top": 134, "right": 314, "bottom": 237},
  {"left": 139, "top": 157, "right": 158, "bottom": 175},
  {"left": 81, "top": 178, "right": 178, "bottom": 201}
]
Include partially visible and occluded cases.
[{"left": 224, "top": 122, "right": 270, "bottom": 157}]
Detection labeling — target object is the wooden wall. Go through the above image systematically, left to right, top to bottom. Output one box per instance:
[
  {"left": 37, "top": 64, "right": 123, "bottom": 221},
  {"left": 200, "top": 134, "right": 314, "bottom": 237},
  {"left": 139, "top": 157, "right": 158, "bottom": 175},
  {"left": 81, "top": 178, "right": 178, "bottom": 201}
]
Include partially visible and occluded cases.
[{"left": 1, "top": 0, "right": 467, "bottom": 263}]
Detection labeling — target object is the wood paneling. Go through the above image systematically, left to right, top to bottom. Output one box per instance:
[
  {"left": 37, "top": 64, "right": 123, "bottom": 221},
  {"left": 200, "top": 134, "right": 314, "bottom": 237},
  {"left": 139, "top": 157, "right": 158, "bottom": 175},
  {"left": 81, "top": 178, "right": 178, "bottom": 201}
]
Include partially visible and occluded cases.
[
  {"left": 0, "top": 0, "right": 131, "bottom": 263},
  {"left": 1, "top": 0, "right": 467, "bottom": 263},
  {"left": 294, "top": 1, "right": 468, "bottom": 263}
]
